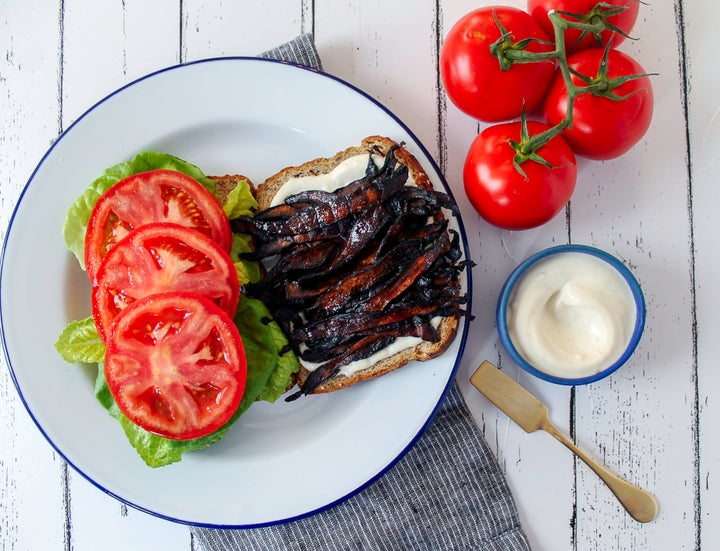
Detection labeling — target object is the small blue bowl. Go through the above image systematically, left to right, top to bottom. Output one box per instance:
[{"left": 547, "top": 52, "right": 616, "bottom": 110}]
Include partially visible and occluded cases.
[{"left": 496, "top": 244, "right": 645, "bottom": 385}]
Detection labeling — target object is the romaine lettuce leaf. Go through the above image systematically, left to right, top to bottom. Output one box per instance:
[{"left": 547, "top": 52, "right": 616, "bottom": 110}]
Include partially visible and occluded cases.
[
  {"left": 222, "top": 177, "right": 257, "bottom": 220},
  {"left": 232, "top": 233, "right": 261, "bottom": 286},
  {"left": 233, "top": 295, "right": 297, "bottom": 408},
  {"left": 54, "top": 317, "right": 105, "bottom": 364}
]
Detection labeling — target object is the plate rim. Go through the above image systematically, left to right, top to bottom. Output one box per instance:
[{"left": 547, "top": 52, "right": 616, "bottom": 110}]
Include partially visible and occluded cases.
[{"left": 0, "top": 56, "right": 473, "bottom": 528}]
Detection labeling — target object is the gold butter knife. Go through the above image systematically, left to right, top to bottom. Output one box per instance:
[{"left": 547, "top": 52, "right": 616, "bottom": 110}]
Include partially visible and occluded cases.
[{"left": 470, "top": 361, "right": 659, "bottom": 523}]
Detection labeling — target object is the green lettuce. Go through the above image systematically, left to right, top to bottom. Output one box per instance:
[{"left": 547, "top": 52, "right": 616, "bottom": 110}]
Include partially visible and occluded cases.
[
  {"left": 56, "top": 152, "right": 299, "bottom": 467},
  {"left": 222, "top": 177, "right": 258, "bottom": 220},
  {"left": 78, "top": 295, "right": 295, "bottom": 468},
  {"left": 54, "top": 317, "right": 105, "bottom": 364}
]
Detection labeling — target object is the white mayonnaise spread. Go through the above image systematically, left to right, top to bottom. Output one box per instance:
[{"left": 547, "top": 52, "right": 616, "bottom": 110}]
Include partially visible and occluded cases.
[
  {"left": 273, "top": 152, "right": 425, "bottom": 378},
  {"left": 270, "top": 153, "right": 416, "bottom": 207},
  {"left": 506, "top": 252, "right": 636, "bottom": 379},
  {"left": 301, "top": 317, "right": 442, "bottom": 377}
]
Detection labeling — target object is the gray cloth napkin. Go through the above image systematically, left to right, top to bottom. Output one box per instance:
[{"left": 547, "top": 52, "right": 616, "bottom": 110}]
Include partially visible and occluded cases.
[{"left": 192, "top": 34, "right": 531, "bottom": 551}]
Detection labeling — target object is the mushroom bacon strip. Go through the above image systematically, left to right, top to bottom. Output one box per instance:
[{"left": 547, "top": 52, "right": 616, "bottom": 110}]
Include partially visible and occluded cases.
[
  {"left": 236, "top": 144, "right": 469, "bottom": 399},
  {"left": 283, "top": 144, "right": 402, "bottom": 209},
  {"left": 234, "top": 149, "right": 408, "bottom": 239},
  {"left": 387, "top": 186, "right": 459, "bottom": 218},
  {"left": 318, "top": 200, "right": 390, "bottom": 274},
  {"left": 240, "top": 216, "right": 355, "bottom": 260},
  {"left": 283, "top": 218, "right": 449, "bottom": 303},
  {"left": 360, "top": 229, "right": 451, "bottom": 313},
  {"left": 309, "top": 230, "right": 446, "bottom": 316},
  {"left": 290, "top": 302, "right": 456, "bottom": 344},
  {"left": 299, "top": 316, "right": 443, "bottom": 363},
  {"left": 285, "top": 335, "right": 396, "bottom": 402}
]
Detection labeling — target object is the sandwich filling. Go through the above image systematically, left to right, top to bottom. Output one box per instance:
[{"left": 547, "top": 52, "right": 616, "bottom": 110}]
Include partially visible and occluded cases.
[
  {"left": 233, "top": 139, "right": 468, "bottom": 399},
  {"left": 271, "top": 153, "right": 431, "bottom": 378}
]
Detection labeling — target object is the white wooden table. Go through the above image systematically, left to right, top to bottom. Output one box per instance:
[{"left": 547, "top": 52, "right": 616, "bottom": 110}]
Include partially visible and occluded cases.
[{"left": 0, "top": 1, "right": 713, "bottom": 549}]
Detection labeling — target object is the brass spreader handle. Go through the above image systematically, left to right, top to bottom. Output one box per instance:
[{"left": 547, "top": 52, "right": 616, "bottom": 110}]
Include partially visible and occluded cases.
[{"left": 470, "top": 361, "right": 659, "bottom": 523}]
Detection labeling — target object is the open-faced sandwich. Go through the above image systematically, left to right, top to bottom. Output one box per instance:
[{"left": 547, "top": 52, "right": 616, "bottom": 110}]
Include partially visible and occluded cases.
[
  {"left": 55, "top": 136, "right": 469, "bottom": 467},
  {"left": 233, "top": 136, "right": 469, "bottom": 400}
]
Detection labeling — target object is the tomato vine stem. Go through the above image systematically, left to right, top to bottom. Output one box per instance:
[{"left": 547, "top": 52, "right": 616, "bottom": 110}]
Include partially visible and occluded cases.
[{"left": 489, "top": 2, "right": 650, "bottom": 171}]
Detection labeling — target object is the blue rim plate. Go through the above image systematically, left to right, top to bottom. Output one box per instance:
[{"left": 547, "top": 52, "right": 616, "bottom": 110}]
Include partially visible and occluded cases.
[
  {"left": 0, "top": 57, "right": 472, "bottom": 528},
  {"left": 496, "top": 244, "right": 644, "bottom": 385}
]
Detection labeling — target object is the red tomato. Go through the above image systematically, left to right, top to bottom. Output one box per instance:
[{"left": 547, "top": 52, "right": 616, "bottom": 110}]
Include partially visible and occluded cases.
[
  {"left": 528, "top": 0, "right": 639, "bottom": 52},
  {"left": 440, "top": 6, "right": 556, "bottom": 122},
  {"left": 542, "top": 48, "right": 653, "bottom": 160},
  {"left": 463, "top": 121, "right": 577, "bottom": 230},
  {"left": 84, "top": 169, "right": 231, "bottom": 282},
  {"left": 92, "top": 222, "right": 239, "bottom": 341},
  {"left": 104, "top": 292, "right": 246, "bottom": 441}
]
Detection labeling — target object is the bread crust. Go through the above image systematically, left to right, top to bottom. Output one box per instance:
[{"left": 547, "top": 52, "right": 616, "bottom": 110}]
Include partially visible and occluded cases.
[
  {"left": 249, "top": 136, "right": 462, "bottom": 395},
  {"left": 255, "top": 136, "right": 433, "bottom": 210},
  {"left": 207, "top": 174, "right": 251, "bottom": 209},
  {"left": 308, "top": 315, "right": 459, "bottom": 393}
]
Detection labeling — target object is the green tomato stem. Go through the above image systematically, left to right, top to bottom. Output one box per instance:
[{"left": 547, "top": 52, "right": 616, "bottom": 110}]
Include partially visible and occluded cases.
[{"left": 500, "top": 5, "right": 642, "bottom": 164}]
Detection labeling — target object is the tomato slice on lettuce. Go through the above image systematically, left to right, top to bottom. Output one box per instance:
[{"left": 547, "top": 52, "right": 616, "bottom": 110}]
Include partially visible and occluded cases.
[
  {"left": 84, "top": 169, "right": 232, "bottom": 282},
  {"left": 91, "top": 222, "right": 239, "bottom": 341},
  {"left": 104, "top": 292, "right": 247, "bottom": 441}
]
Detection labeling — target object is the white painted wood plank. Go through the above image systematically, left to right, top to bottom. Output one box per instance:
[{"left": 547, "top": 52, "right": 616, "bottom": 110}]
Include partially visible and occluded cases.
[
  {"left": 60, "top": 0, "right": 181, "bottom": 127},
  {"left": 181, "top": 0, "right": 304, "bottom": 61},
  {"left": 315, "top": 0, "right": 439, "bottom": 157},
  {"left": 685, "top": 0, "right": 720, "bottom": 548},
  {"left": 56, "top": 1, "right": 191, "bottom": 548},
  {"left": 568, "top": 1, "right": 695, "bottom": 548},
  {"left": 0, "top": 2, "right": 71, "bottom": 551},
  {"left": 440, "top": 2, "right": 578, "bottom": 550},
  {"left": 68, "top": 466, "right": 190, "bottom": 551}
]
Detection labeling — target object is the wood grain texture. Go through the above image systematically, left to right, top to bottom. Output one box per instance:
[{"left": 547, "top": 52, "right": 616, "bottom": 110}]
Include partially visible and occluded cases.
[
  {"left": 0, "top": 0, "right": 712, "bottom": 549},
  {"left": 685, "top": 0, "right": 720, "bottom": 548},
  {"left": 567, "top": 1, "right": 695, "bottom": 548},
  {"left": 1, "top": 3, "right": 69, "bottom": 551}
]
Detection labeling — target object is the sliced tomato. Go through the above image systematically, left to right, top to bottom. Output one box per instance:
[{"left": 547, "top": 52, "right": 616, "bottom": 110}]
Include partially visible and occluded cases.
[
  {"left": 84, "top": 169, "right": 231, "bottom": 282},
  {"left": 91, "top": 222, "right": 239, "bottom": 341},
  {"left": 104, "top": 291, "right": 247, "bottom": 441}
]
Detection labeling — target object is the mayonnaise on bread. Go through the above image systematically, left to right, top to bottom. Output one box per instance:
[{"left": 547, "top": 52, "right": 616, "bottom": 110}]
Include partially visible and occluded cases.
[{"left": 270, "top": 153, "right": 417, "bottom": 207}]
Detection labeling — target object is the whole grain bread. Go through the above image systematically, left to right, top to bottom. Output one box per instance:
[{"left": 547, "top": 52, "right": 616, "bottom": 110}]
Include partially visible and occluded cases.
[
  {"left": 255, "top": 135, "right": 433, "bottom": 209},
  {"left": 252, "top": 136, "right": 461, "bottom": 395},
  {"left": 207, "top": 174, "right": 251, "bottom": 208},
  {"left": 308, "top": 310, "right": 459, "bottom": 394}
]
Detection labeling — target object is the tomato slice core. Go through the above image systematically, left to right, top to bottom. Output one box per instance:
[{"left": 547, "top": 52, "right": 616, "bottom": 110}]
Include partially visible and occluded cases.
[
  {"left": 85, "top": 169, "right": 231, "bottom": 282},
  {"left": 91, "top": 222, "right": 239, "bottom": 341},
  {"left": 104, "top": 292, "right": 246, "bottom": 441}
]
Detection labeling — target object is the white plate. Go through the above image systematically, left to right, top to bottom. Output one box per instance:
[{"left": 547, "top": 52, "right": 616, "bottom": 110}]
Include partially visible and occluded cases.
[{"left": 0, "top": 58, "right": 471, "bottom": 527}]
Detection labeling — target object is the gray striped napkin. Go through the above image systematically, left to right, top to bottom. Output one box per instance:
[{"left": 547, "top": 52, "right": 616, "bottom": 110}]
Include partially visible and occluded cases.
[{"left": 192, "top": 34, "right": 531, "bottom": 551}]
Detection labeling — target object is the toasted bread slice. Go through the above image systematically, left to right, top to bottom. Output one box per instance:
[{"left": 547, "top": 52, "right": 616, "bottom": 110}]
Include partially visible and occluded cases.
[
  {"left": 255, "top": 135, "right": 433, "bottom": 209},
  {"left": 252, "top": 136, "right": 462, "bottom": 395},
  {"left": 207, "top": 174, "right": 251, "bottom": 210},
  {"left": 307, "top": 312, "right": 459, "bottom": 394}
]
